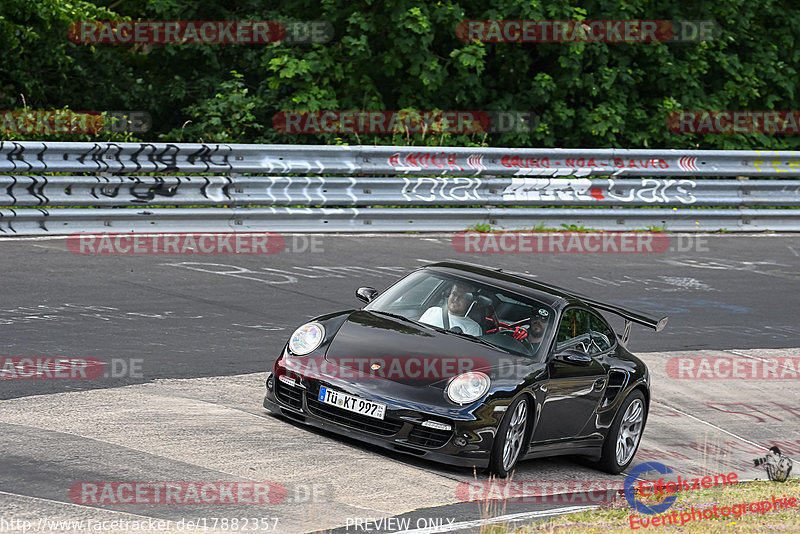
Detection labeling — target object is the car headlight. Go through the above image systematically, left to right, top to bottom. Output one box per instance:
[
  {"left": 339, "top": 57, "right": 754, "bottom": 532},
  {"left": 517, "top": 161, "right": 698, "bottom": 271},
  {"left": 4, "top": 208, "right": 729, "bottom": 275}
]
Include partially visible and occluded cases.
[
  {"left": 288, "top": 322, "right": 325, "bottom": 355},
  {"left": 447, "top": 371, "right": 490, "bottom": 404}
]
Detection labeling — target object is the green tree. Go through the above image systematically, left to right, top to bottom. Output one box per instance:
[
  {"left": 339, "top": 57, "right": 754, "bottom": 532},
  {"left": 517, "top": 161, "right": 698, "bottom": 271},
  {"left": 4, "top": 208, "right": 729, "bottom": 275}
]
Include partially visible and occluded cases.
[{"left": 2, "top": 0, "right": 799, "bottom": 149}]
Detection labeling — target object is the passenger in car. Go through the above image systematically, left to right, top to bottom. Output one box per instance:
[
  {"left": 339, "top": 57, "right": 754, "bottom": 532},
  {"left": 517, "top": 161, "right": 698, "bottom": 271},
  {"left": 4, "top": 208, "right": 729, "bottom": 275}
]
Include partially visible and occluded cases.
[{"left": 419, "top": 281, "right": 483, "bottom": 336}]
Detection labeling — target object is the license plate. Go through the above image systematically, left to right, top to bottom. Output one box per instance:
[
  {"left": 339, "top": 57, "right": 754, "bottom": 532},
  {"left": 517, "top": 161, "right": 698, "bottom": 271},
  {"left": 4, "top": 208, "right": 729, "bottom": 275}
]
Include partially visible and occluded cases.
[{"left": 318, "top": 386, "right": 386, "bottom": 420}]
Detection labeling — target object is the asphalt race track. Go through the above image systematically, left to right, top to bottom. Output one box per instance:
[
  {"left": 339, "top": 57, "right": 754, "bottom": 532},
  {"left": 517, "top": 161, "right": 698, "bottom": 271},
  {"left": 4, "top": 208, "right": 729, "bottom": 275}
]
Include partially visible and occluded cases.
[{"left": 1, "top": 233, "right": 799, "bottom": 533}]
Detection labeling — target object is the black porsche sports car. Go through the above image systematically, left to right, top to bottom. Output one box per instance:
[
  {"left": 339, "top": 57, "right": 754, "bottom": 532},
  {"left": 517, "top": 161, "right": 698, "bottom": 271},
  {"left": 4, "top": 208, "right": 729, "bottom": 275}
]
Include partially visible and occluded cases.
[{"left": 263, "top": 261, "right": 667, "bottom": 476}]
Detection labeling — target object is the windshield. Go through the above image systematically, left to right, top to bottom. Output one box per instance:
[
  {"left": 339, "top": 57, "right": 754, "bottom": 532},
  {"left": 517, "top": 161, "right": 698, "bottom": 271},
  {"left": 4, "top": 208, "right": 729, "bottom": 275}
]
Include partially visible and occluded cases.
[{"left": 365, "top": 270, "right": 555, "bottom": 358}]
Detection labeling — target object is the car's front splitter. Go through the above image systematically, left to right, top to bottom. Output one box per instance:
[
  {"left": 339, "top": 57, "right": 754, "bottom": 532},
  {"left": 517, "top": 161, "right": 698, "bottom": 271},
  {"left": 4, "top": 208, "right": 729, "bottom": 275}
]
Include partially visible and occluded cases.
[{"left": 263, "top": 372, "right": 494, "bottom": 469}]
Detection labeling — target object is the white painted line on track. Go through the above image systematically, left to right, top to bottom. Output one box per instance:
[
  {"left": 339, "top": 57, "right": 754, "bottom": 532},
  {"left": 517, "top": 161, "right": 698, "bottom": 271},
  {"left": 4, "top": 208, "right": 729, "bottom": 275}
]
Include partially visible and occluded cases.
[
  {"left": 0, "top": 235, "right": 69, "bottom": 241},
  {"left": 788, "top": 245, "right": 799, "bottom": 257},
  {"left": 724, "top": 349, "right": 777, "bottom": 363},
  {"left": 0, "top": 490, "right": 159, "bottom": 521},
  {"left": 390, "top": 505, "right": 598, "bottom": 534}
]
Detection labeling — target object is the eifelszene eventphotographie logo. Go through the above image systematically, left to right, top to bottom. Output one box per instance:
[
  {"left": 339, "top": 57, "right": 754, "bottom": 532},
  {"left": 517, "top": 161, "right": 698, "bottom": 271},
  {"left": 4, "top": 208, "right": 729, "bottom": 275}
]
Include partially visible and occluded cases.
[{"left": 624, "top": 462, "right": 738, "bottom": 514}]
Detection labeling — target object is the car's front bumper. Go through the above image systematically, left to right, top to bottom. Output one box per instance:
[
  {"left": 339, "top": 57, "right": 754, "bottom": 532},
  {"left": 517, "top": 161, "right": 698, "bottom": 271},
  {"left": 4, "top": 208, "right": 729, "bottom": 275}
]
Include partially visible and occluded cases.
[{"left": 262, "top": 369, "right": 502, "bottom": 469}]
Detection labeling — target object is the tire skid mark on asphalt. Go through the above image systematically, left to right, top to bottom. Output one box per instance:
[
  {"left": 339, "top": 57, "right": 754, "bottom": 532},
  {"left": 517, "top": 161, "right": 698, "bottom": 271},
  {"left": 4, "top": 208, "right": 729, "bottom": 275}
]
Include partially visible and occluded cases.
[
  {"left": 658, "top": 256, "right": 800, "bottom": 281},
  {"left": 160, "top": 261, "right": 412, "bottom": 286},
  {"left": 124, "top": 276, "right": 349, "bottom": 308},
  {"left": 642, "top": 348, "right": 800, "bottom": 476},
  {"left": 2, "top": 349, "right": 798, "bottom": 533},
  {"left": 124, "top": 374, "right": 479, "bottom": 486},
  {"left": 0, "top": 382, "right": 458, "bottom": 517},
  {"left": 161, "top": 385, "right": 476, "bottom": 487},
  {"left": 166, "top": 394, "right": 472, "bottom": 486},
  {"left": 180, "top": 396, "right": 467, "bottom": 487},
  {"left": 648, "top": 399, "right": 769, "bottom": 452},
  {"left": 179, "top": 400, "right": 472, "bottom": 485},
  {"left": 250, "top": 410, "right": 471, "bottom": 486},
  {"left": 0, "top": 419, "right": 264, "bottom": 483},
  {"left": 0, "top": 423, "right": 395, "bottom": 533},
  {"left": 0, "top": 426, "right": 293, "bottom": 533},
  {"left": 0, "top": 430, "right": 396, "bottom": 532}
]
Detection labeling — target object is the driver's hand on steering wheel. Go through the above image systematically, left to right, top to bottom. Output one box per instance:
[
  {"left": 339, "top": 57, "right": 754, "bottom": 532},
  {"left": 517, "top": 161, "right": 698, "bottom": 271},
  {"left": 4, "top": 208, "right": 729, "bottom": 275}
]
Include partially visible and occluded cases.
[{"left": 512, "top": 326, "right": 528, "bottom": 341}]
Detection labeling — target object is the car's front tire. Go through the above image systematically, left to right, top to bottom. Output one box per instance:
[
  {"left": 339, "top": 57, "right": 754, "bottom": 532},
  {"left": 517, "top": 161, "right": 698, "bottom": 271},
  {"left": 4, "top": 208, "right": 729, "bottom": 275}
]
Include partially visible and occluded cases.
[
  {"left": 599, "top": 389, "right": 647, "bottom": 474},
  {"left": 488, "top": 396, "right": 529, "bottom": 478}
]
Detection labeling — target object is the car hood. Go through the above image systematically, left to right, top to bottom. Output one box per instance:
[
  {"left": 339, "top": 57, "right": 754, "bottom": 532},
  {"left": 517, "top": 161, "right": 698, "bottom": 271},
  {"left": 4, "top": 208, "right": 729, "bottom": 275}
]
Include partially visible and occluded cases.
[{"left": 322, "top": 310, "right": 528, "bottom": 387}]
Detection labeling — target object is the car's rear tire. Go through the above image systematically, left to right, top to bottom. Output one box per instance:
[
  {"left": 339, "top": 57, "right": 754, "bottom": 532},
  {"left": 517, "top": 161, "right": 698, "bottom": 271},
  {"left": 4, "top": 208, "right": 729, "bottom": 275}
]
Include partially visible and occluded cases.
[
  {"left": 598, "top": 389, "right": 647, "bottom": 474},
  {"left": 488, "top": 396, "right": 529, "bottom": 478}
]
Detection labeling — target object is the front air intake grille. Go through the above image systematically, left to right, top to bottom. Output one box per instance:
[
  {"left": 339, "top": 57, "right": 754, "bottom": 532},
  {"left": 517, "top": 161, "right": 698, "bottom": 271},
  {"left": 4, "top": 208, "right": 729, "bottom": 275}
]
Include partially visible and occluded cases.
[
  {"left": 275, "top": 380, "right": 303, "bottom": 409},
  {"left": 306, "top": 398, "right": 402, "bottom": 436},
  {"left": 407, "top": 425, "right": 452, "bottom": 448}
]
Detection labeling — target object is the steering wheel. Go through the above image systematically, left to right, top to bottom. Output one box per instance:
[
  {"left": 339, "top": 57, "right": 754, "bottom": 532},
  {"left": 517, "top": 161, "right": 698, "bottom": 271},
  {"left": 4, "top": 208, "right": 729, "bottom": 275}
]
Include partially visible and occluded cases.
[{"left": 494, "top": 318, "right": 530, "bottom": 341}]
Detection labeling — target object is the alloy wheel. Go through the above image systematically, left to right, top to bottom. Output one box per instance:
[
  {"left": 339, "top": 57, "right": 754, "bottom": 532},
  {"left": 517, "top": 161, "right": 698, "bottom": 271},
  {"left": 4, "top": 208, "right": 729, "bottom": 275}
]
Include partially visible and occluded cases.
[
  {"left": 616, "top": 398, "right": 644, "bottom": 465},
  {"left": 502, "top": 399, "right": 528, "bottom": 471}
]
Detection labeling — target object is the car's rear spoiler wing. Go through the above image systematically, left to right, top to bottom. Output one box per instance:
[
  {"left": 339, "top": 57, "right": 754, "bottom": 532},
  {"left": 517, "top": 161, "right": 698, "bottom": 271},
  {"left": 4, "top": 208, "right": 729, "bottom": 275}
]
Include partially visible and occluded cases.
[{"left": 578, "top": 297, "right": 668, "bottom": 346}]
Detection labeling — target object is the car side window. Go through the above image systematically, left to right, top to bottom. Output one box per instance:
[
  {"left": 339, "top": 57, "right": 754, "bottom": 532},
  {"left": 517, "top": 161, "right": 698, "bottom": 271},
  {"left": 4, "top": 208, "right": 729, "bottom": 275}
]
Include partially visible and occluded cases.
[
  {"left": 556, "top": 308, "right": 591, "bottom": 352},
  {"left": 588, "top": 312, "right": 615, "bottom": 354}
]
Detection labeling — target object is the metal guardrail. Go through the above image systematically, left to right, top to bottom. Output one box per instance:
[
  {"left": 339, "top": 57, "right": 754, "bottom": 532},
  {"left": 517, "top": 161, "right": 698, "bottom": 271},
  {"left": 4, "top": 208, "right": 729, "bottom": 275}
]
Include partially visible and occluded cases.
[
  {"left": 0, "top": 141, "right": 799, "bottom": 234},
  {"left": 4, "top": 141, "right": 800, "bottom": 176},
  {"left": 1, "top": 175, "right": 798, "bottom": 207},
  {"left": 2, "top": 207, "right": 798, "bottom": 234}
]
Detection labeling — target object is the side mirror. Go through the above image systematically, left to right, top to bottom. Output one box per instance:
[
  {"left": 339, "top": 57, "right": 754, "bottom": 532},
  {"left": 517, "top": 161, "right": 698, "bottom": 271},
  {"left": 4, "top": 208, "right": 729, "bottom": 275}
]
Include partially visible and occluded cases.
[
  {"left": 356, "top": 286, "right": 379, "bottom": 303},
  {"left": 553, "top": 348, "right": 592, "bottom": 366}
]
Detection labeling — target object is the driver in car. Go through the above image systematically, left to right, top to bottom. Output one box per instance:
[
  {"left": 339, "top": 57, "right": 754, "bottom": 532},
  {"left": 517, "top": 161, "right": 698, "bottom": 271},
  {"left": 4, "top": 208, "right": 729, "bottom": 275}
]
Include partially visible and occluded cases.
[
  {"left": 419, "top": 281, "right": 482, "bottom": 336},
  {"left": 513, "top": 309, "right": 549, "bottom": 353}
]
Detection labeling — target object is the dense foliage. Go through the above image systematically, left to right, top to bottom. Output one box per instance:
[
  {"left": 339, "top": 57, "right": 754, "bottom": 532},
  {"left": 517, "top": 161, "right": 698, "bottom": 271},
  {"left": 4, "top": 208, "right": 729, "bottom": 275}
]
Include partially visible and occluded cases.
[{"left": 2, "top": 0, "right": 799, "bottom": 148}]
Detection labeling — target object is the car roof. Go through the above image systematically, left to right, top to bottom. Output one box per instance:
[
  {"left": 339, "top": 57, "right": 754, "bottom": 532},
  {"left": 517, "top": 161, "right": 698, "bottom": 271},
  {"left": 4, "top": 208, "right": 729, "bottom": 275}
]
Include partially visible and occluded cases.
[
  {"left": 423, "top": 260, "right": 667, "bottom": 332},
  {"left": 423, "top": 261, "right": 573, "bottom": 308}
]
